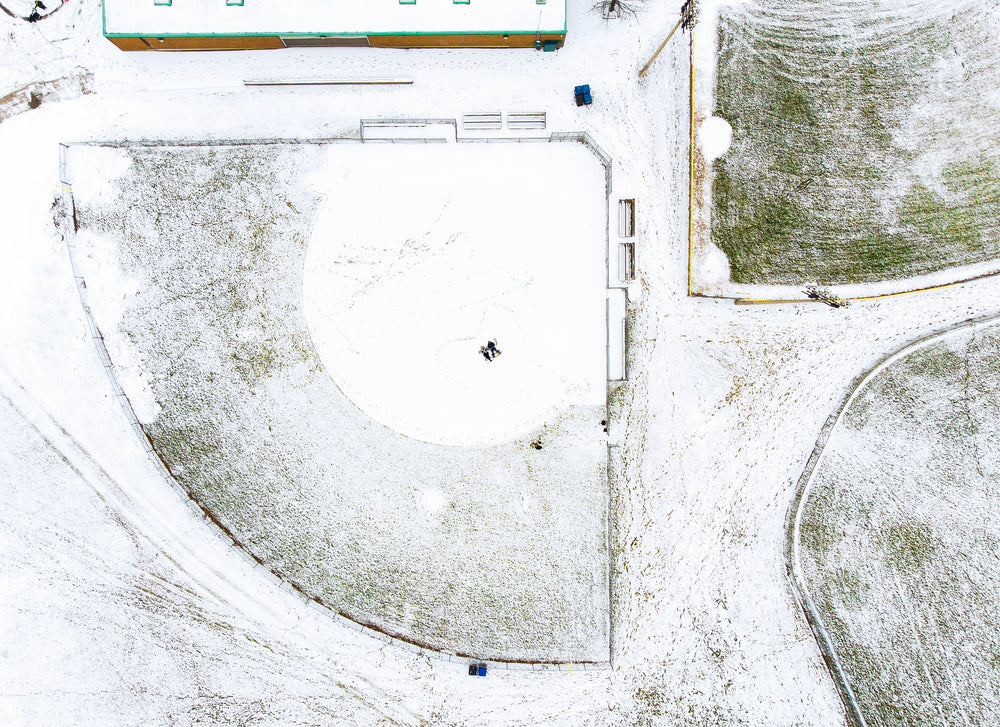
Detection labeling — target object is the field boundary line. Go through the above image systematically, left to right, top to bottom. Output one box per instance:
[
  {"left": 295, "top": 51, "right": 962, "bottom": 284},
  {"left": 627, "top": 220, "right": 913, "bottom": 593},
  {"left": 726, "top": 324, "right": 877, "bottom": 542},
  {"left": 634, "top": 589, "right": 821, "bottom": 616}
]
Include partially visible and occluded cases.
[{"left": 785, "top": 311, "right": 1000, "bottom": 727}]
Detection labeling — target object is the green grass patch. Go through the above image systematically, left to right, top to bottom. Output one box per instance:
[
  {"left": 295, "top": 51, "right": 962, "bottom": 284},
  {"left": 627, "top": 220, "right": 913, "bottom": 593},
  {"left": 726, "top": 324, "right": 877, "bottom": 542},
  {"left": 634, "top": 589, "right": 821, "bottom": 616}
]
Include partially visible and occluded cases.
[
  {"left": 711, "top": 2, "right": 1000, "bottom": 284},
  {"left": 799, "top": 326, "right": 1000, "bottom": 725}
]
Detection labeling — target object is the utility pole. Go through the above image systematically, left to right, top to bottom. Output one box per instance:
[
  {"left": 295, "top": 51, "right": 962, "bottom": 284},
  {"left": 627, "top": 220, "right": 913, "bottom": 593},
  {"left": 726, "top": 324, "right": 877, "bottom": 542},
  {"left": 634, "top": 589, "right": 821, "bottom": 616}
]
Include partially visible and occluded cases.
[{"left": 638, "top": 0, "right": 695, "bottom": 78}]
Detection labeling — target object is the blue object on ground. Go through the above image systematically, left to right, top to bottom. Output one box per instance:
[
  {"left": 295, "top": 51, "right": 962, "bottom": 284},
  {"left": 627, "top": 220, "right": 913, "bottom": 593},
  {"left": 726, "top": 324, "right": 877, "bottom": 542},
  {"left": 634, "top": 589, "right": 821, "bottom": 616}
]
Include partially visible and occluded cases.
[
  {"left": 574, "top": 84, "right": 590, "bottom": 95},
  {"left": 477, "top": 664, "right": 487, "bottom": 677}
]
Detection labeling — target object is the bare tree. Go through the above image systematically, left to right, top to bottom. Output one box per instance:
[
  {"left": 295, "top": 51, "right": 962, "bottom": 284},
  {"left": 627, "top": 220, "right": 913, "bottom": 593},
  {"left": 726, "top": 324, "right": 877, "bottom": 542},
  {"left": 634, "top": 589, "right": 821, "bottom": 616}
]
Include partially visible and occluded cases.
[
  {"left": 0, "top": 0, "right": 68, "bottom": 22},
  {"left": 593, "top": 0, "right": 645, "bottom": 20},
  {"left": 804, "top": 285, "right": 852, "bottom": 309}
]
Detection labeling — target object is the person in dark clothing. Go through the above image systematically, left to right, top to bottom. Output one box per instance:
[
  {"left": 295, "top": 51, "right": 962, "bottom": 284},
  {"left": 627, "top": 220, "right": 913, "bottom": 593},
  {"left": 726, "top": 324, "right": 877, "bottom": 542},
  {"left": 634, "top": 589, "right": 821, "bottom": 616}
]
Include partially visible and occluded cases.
[
  {"left": 27, "top": 1, "right": 47, "bottom": 22},
  {"left": 487, "top": 340, "right": 501, "bottom": 358}
]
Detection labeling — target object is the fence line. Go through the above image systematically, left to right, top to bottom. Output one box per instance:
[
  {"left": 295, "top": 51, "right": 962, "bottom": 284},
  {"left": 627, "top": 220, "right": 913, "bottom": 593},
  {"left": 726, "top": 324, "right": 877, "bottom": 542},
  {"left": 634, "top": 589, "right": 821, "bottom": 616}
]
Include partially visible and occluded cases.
[{"left": 360, "top": 117, "right": 457, "bottom": 143}]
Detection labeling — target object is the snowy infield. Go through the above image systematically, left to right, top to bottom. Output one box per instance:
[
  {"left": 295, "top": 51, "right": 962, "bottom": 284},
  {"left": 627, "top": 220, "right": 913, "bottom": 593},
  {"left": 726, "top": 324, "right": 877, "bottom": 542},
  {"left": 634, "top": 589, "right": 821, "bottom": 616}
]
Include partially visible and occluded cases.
[{"left": 303, "top": 143, "right": 607, "bottom": 446}]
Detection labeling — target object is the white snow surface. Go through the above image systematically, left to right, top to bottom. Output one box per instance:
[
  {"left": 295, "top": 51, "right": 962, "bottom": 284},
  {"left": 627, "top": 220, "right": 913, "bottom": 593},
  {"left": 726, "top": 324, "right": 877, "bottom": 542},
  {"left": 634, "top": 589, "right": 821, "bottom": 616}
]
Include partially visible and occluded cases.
[
  {"left": 2, "top": 1, "right": 999, "bottom": 725},
  {"left": 697, "top": 116, "right": 731, "bottom": 163},
  {"left": 303, "top": 143, "right": 606, "bottom": 446}
]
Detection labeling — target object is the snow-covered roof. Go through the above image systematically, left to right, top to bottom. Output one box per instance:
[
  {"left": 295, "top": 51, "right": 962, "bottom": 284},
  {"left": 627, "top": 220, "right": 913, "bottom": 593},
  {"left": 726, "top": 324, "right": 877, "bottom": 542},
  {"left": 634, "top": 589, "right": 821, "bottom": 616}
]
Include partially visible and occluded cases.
[{"left": 102, "top": 0, "right": 566, "bottom": 38}]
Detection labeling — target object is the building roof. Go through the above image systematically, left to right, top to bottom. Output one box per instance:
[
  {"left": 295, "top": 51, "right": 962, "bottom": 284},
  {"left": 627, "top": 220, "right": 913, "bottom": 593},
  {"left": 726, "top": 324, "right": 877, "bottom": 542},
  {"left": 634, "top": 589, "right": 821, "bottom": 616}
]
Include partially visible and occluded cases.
[{"left": 102, "top": 0, "right": 566, "bottom": 38}]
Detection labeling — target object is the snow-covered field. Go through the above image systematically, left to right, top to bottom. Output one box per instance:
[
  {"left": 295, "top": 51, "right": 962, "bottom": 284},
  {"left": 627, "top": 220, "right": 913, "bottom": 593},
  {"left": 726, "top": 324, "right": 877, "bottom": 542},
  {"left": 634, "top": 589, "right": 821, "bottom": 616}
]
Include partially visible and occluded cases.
[
  {"left": 2, "top": 0, "right": 999, "bottom": 725},
  {"left": 692, "top": 0, "right": 1000, "bottom": 295},
  {"left": 68, "top": 140, "right": 611, "bottom": 663},
  {"left": 798, "top": 320, "right": 1000, "bottom": 727}
]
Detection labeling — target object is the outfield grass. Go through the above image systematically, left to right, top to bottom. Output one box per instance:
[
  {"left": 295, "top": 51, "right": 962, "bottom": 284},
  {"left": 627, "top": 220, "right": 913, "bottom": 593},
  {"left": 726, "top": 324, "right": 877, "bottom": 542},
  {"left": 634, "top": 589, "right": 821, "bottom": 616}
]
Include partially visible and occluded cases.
[
  {"left": 711, "top": 1, "right": 1000, "bottom": 284},
  {"left": 799, "top": 325, "right": 1000, "bottom": 726}
]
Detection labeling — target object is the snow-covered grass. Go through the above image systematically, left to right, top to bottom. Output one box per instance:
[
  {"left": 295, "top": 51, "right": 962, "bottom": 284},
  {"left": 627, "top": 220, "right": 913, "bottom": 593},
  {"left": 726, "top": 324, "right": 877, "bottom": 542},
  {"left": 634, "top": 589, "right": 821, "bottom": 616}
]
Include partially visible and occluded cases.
[
  {"left": 5, "top": 0, "right": 1000, "bottom": 725},
  {"left": 705, "top": 0, "right": 1000, "bottom": 285},
  {"left": 69, "top": 141, "right": 610, "bottom": 663},
  {"left": 799, "top": 321, "right": 1000, "bottom": 726}
]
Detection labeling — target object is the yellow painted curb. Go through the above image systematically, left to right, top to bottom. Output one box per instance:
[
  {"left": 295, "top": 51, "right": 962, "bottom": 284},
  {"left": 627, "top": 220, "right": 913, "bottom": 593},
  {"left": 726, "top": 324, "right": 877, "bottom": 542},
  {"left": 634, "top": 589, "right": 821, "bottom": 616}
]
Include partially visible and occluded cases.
[
  {"left": 688, "top": 31, "right": 695, "bottom": 298},
  {"left": 734, "top": 276, "right": 975, "bottom": 305}
]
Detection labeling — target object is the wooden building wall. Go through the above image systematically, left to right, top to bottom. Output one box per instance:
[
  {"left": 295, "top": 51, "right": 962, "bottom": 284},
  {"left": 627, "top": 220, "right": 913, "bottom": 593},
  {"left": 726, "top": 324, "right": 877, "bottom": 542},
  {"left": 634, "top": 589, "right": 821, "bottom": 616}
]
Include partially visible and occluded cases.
[
  {"left": 106, "top": 33, "right": 564, "bottom": 51},
  {"left": 108, "top": 35, "right": 284, "bottom": 51}
]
